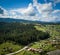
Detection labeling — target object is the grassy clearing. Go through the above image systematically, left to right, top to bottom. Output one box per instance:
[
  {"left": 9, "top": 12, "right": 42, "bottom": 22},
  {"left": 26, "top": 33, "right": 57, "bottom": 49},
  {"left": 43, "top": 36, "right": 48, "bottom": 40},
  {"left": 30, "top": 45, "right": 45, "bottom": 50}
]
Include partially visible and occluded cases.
[
  {"left": 34, "top": 26, "right": 46, "bottom": 32},
  {"left": 0, "top": 42, "right": 23, "bottom": 55}
]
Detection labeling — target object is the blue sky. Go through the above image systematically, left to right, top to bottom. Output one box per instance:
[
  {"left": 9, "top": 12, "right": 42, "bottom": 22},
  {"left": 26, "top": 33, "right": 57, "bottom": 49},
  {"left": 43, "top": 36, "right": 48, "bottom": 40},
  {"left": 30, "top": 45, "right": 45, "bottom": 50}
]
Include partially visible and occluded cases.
[
  {"left": 0, "top": 0, "right": 60, "bottom": 22},
  {"left": 0, "top": 0, "right": 60, "bottom": 9},
  {"left": 0, "top": 0, "right": 33, "bottom": 9}
]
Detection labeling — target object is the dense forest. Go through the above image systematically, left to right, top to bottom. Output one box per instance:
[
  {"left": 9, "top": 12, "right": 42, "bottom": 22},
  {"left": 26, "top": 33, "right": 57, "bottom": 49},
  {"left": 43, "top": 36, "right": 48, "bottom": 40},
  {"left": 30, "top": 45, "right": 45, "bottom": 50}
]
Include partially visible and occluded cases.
[{"left": 0, "top": 22, "right": 50, "bottom": 45}]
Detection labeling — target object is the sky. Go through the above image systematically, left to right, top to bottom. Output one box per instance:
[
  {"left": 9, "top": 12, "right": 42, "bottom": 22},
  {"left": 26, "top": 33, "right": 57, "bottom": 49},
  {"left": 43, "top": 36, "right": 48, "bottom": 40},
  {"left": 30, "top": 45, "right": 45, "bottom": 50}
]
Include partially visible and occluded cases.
[{"left": 0, "top": 0, "right": 60, "bottom": 22}]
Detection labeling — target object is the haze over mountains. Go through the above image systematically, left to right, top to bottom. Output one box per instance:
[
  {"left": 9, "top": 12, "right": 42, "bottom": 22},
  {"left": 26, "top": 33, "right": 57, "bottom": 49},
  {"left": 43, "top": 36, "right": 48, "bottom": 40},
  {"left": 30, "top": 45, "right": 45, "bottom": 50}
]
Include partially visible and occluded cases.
[{"left": 0, "top": 18, "right": 60, "bottom": 24}]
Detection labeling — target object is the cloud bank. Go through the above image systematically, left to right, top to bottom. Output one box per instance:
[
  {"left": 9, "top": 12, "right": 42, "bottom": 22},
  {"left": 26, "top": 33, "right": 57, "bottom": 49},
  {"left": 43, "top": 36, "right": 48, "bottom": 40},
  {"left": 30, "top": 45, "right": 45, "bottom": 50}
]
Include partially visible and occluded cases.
[{"left": 0, "top": 0, "right": 60, "bottom": 22}]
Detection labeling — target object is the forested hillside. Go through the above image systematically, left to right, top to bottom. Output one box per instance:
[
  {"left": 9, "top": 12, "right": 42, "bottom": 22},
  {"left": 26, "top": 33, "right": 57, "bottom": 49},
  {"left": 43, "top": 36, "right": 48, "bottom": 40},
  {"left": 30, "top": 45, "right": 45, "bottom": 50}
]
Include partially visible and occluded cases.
[{"left": 0, "top": 22, "right": 50, "bottom": 45}]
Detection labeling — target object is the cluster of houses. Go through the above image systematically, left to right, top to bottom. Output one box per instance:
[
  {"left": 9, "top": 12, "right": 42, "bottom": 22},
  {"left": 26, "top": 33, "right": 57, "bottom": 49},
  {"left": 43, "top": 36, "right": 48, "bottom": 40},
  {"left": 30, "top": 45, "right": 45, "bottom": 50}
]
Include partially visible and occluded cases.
[{"left": 25, "top": 47, "right": 43, "bottom": 53}]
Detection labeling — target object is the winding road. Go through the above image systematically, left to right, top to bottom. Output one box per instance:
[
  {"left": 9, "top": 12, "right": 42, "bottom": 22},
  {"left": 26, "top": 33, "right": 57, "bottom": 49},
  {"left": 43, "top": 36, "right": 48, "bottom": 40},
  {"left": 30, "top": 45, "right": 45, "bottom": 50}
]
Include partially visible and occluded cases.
[{"left": 6, "top": 46, "right": 29, "bottom": 55}]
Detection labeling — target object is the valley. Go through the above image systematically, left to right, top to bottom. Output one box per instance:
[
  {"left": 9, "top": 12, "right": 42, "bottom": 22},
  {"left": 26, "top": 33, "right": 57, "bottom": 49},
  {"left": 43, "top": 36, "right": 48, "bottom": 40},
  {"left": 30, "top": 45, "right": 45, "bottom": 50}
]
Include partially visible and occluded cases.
[{"left": 0, "top": 22, "right": 60, "bottom": 55}]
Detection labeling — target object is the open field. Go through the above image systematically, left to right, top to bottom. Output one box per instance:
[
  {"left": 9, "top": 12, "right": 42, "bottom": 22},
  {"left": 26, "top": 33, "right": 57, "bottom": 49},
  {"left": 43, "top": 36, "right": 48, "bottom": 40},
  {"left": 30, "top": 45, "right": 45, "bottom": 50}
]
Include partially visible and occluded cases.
[{"left": 0, "top": 42, "right": 23, "bottom": 55}]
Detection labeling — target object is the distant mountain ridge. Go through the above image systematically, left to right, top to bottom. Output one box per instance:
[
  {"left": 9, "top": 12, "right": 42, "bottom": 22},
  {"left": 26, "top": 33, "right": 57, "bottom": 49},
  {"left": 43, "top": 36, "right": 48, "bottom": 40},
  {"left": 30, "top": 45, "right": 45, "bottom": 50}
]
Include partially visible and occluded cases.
[{"left": 0, "top": 18, "right": 60, "bottom": 24}]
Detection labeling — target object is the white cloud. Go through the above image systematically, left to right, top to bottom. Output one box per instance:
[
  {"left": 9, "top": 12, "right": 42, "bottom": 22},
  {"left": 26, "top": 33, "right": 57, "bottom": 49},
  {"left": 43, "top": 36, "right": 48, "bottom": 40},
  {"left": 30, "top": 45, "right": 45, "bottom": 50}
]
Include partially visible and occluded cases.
[
  {"left": 0, "top": 0, "right": 60, "bottom": 22},
  {"left": 33, "top": 0, "right": 55, "bottom": 22},
  {"left": 35, "top": 2, "right": 52, "bottom": 14},
  {"left": 10, "top": 3, "right": 36, "bottom": 16},
  {"left": 52, "top": 10, "right": 60, "bottom": 13}
]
